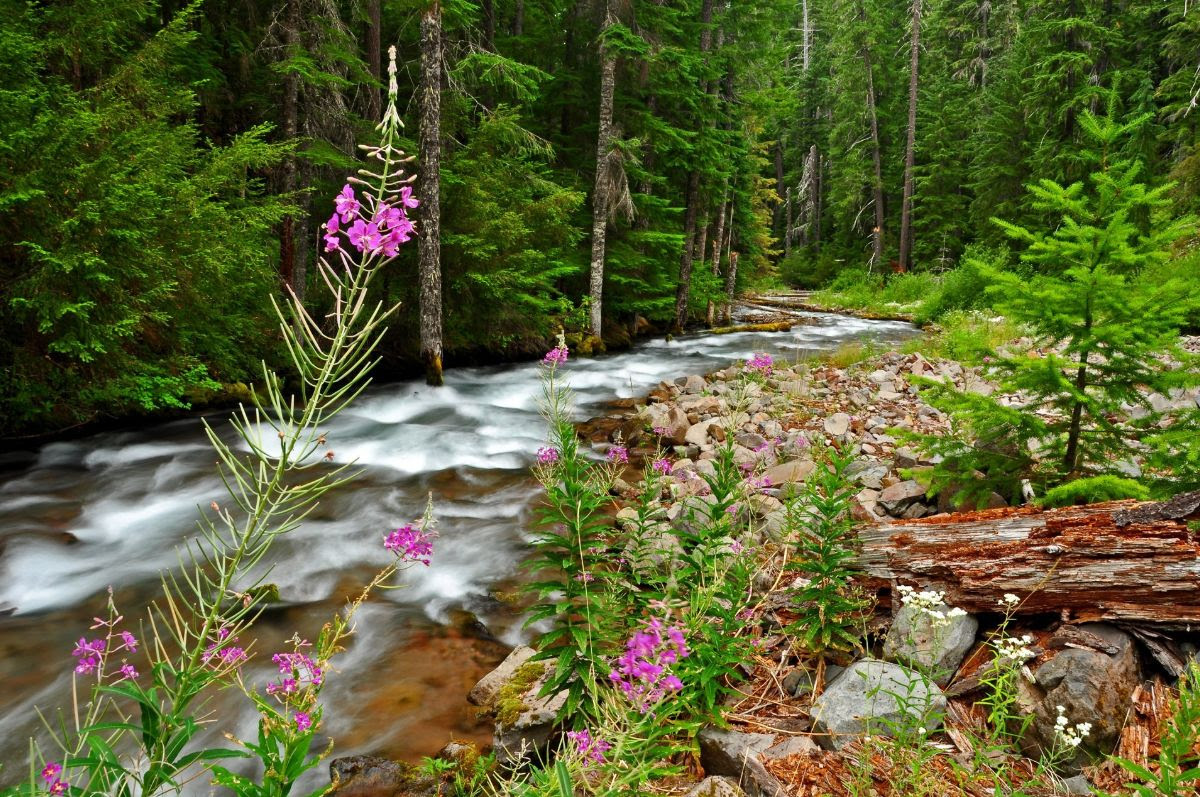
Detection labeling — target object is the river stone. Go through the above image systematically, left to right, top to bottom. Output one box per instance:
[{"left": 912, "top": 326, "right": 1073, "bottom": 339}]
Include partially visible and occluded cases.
[
  {"left": 679, "top": 374, "right": 708, "bottom": 394},
  {"left": 823, "top": 412, "right": 852, "bottom": 437},
  {"left": 686, "top": 422, "right": 714, "bottom": 447},
  {"left": 763, "top": 459, "right": 815, "bottom": 485},
  {"left": 879, "top": 480, "right": 927, "bottom": 514},
  {"left": 883, "top": 603, "right": 978, "bottom": 685},
  {"left": 1019, "top": 623, "right": 1141, "bottom": 760},
  {"left": 468, "top": 645, "right": 536, "bottom": 707},
  {"left": 810, "top": 659, "right": 946, "bottom": 751},
  {"left": 493, "top": 669, "right": 569, "bottom": 765},
  {"left": 698, "top": 728, "right": 804, "bottom": 797},
  {"left": 329, "top": 755, "right": 437, "bottom": 797},
  {"left": 686, "top": 777, "right": 746, "bottom": 797}
]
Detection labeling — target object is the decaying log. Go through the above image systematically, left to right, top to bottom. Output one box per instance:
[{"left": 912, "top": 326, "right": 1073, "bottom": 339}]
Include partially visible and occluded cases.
[{"left": 855, "top": 494, "right": 1200, "bottom": 628}]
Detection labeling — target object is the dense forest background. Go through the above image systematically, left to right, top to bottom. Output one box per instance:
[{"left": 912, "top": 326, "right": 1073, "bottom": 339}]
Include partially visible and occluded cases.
[{"left": 1, "top": 0, "right": 1198, "bottom": 435}]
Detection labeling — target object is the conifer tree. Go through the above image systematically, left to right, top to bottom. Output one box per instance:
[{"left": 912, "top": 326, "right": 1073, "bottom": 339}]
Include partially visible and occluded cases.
[{"left": 911, "top": 109, "right": 1197, "bottom": 504}]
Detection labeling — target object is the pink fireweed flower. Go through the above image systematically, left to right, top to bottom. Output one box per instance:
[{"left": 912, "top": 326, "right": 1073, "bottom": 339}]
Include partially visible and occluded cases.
[
  {"left": 334, "top": 184, "right": 360, "bottom": 222},
  {"left": 399, "top": 185, "right": 420, "bottom": 209},
  {"left": 323, "top": 213, "right": 341, "bottom": 251},
  {"left": 347, "top": 219, "right": 383, "bottom": 254},
  {"left": 543, "top": 344, "right": 569, "bottom": 365},
  {"left": 746, "top": 352, "right": 773, "bottom": 373},
  {"left": 652, "top": 425, "right": 667, "bottom": 436},
  {"left": 536, "top": 446, "right": 559, "bottom": 465},
  {"left": 606, "top": 446, "right": 629, "bottom": 464},
  {"left": 652, "top": 458, "right": 673, "bottom": 475},
  {"left": 383, "top": 524, "right": 434, "bottom": 566},
  {"left": 575, "top": 572, "right": 595, "bottom": 584},
  {"left": 608, "top": 617, "right": 688, "bottom": 713},
  {"left": 202, "top": 629, "right": 247, "bottom": 668},
  {"left": 120, "top": 630, "right": 138, "bottom": 652},
  {"left": 72, "top": 637, "right": 105, "bottom": 675},
  {"left": 117, "top": 663, "right": 138, "bottom": 681},
  {"left": 295, "top": 711, "right": 313, "bottom": 732},
  {"left": 566, "top": 729, "right": 611, "bottom": 765},
  {"left": 41, "top": 763, "right": 62, "bottom": 783},
  {"left": 49, "top": 780, "right": 68, "bottom": 795}
]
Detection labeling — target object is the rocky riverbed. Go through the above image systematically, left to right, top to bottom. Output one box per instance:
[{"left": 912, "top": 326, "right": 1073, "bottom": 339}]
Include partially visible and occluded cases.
[{"left": 332, "top": 340, "right": 1200, "bottom": 797}]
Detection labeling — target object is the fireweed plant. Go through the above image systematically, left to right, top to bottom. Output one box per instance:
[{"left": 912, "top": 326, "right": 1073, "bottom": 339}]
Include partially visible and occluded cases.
[
  {"left": 5, "top": 47, "right": 432, "bottom": 797},
  {"left": 519, "top": 352, "right": 780, "bottom": 793}
]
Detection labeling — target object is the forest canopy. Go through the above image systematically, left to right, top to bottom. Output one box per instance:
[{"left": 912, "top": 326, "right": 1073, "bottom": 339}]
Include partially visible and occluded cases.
[{"left": 1, "top": 0, "right": 1198, "bottom": 435}]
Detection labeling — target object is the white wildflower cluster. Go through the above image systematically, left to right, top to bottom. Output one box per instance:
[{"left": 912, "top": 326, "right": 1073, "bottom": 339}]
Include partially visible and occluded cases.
[
  {"left": 896, "top": 584, "right": 968, "bottom": 629},
  {"left": 1001, "top": 593, "right": 1021, "bottom": 608},
  {"left": 993, "top": 634, "right": 1037, "bottom": 663},
  {"left": 1054, "top": 705, "right": 1092, "bottom": 749}
]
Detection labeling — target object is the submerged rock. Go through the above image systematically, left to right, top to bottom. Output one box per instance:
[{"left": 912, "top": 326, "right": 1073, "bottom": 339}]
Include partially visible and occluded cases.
[{"left": 328, "top": 756, "right": 437, "bottom": 797}]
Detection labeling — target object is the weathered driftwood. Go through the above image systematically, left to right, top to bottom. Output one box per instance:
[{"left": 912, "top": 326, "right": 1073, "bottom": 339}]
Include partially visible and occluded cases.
[{"left": 855, "top": 493, "right": 1200, "bottom": 628}]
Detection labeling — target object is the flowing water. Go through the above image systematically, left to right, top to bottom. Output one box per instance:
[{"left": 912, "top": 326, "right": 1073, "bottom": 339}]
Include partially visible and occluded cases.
[{"left": 0, "top": 309, "right": 915, "bottom": 782}]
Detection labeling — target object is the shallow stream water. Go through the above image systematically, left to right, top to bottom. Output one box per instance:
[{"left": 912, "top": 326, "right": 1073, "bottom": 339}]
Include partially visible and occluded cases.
[{"left": 0, "top": 309, "right": 915, "bottom": 784}]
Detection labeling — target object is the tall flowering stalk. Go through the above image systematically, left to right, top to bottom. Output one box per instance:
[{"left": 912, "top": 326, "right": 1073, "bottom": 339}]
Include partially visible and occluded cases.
[
  {"left": 12, "top": 46, "right": 419, "bottom": 797},
  {"left": 526, "top": 334, "right": 626, "bottom": 717}
]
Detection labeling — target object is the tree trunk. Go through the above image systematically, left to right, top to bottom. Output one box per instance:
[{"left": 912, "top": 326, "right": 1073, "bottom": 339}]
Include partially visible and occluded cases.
[
  {"left": 278, "top": 0, "right": 301, "bottom": 300},
  {"left": 365, "top": 0, "right": 382, "bottom": 121},
  {"left": 483, "top": 0, "right": 495, "bottom": 51},
  {"left": 512, "top": 0, "right": 523, "bottom": 36},
  {"left": 587, "top": 0, "right": 618, "bottom": 339},
  {"left": 673, "top": 0, "right": 716, "bottom": 334},
  {"left": 801, "top": 0, "right": 811, "bottom": 72},
  {"left": 896, "top": 0, "right": 922, "bottom": 272},
  {"left": 418, "top": 1, "right": 444, "bottom": 386},
  {"left": 859, "top": 2, "right": 885, "bottom": 270},
  {"left": 673, "top": 168, "right": 702, "bottom": 333},
  {"left": 707, "top": 186, "right": 729, "bottom": 326},
  {"left": 784, "top": 186, "right": 792, "bottom": 259},
  {"left": 723, "top": 250, "right": 738, "bottom": 324},
  {"left": 1064, "top": 303, "right": 1094, "bottom": 474},
  {"left": 856, "top": 495, "right": 1200, "bottom": 628}
]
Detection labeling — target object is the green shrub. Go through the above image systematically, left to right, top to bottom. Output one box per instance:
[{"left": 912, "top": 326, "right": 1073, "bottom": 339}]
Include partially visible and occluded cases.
[
  {"left": 913, "top": 246, "right": 1009, "bottom": 325},
  {"left": 1038, "top": 476, "right": 1150, "bottom": 508}
]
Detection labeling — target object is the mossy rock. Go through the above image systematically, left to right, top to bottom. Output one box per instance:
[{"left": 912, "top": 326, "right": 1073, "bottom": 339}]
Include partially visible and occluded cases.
[{"left": 491, "top": 660, "right": 545, "bottom": 728}]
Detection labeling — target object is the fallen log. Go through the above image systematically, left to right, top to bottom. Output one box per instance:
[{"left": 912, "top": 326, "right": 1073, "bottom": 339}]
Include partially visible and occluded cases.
[
  {"left": 708, "top": 321, "right": 797, "bottom": 335},
  {"left": 855, "top": 492, "right": 1200, "bottom": 628}
]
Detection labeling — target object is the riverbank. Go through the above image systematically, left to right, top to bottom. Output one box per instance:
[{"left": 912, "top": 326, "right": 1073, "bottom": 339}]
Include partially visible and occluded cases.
[{"left": 378, "top": 326, "right": 1200, "bottom": 797}]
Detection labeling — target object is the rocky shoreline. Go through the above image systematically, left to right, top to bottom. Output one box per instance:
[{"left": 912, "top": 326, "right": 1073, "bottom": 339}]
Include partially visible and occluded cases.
[{"left": 332, "top": 339, "right": 1200, "bottom": 796}]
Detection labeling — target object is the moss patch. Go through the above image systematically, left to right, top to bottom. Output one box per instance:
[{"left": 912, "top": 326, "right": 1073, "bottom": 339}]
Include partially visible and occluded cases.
[{"left": 490, "top": 661, "right": 545, "bottom": 728}]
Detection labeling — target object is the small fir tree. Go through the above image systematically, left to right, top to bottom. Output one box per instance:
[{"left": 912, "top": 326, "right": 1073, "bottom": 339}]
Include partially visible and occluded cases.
[{"left": 907, "top": 109, "right": 1198, "bottom": 506}]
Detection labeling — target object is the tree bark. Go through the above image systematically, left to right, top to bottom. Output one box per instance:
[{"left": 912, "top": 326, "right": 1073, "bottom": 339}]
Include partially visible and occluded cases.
[
  {"left": 278, "top": 0, "right": 302, "bottom": 300},
  {"left": 365, "top": 0, "right": 382, "bottom": 121},
  {"left": 483, "top": 0, "right": 495, "bottom": 50},
  {"left": 511, "top": 0, "right": 523, "bottom": 36},
  {"left": 587, "top": 0, "right": 618, "bottom": 338},
  {"left": 673, "top": 0, "right": 716, "bottom": 334},
  {"left": 801, "top": 0, "right": 811, "bottom": 72},
  {"left": 897, "top": 0, "right": 922, "bottom": 272},
  {"left": 418, "top": 1, "right": 444, "bottom": 386},
  {"left": 858, "top": 1, "right": 885, "bottom": 270},
  {"left": 707, "top": 186, "right": 729, "bottom": 326},
  {"left": 723, "top": 250, "right": 738, "bottom": 324},
  {"left": 855, "top": 495, "right": 1200, "bottom": 628}
]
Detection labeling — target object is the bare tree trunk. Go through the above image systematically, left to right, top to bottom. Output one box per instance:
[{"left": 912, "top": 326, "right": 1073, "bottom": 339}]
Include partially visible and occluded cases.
[
  {"left": 278, "top": 0, "right": 301, "bottom": 299},
  {"left": 365, "top": 0, "right": 382, "bottom": 121},
  {"left": 483, "top": 0, "right": 495, "bottom": 50},
  {"left": 512, "top": 0, "right": 523, "bottom": 36},
  {"left": 587, "top": 0, "right": 618, "bottom": 339},
  {"left": 673, "top": 0, "right": 715, "bottom": 333},
  {"left": 801, "top": 0, "right": 811, "bottom": 72},
  {"left": 897, "top": 0, "right": 922, "bottom": 272},
  {"left": 418, "top": 1, "right": 444, "bottom": 386},
  {"left": 862, "top": 25, "right": 885, "bottom": 270},
  {"left": 813, "top": 143, "right": 823, "bottom": 253},
  {"left": 707, "top": 185, "right": 729, "bottom": 326},
  {"left": 784, "top": 186, "right": 792, "bottom": 258},
  {"left": 723, "top": 250, "right": 738, "bottom": 324}
]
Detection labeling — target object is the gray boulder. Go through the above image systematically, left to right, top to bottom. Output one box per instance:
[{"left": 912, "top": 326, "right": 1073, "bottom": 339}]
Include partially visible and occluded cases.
[
  {"left": 823, "top": 412, "right": 852, "bottom": 437},
  {"left": 883, "top": 604, "right": 978, "bottom": 685},
  {"left": 1018, "top": 623, "right": 1141, "bottom": 761},
  {"left": 468, "top": 645, "right": 536, "bottom": 706},
  {"left": 810, "top": 659, "right": 946, "bottom": 750},
  {"left": 698, "top": 728, "right": 817, "bottom": 797},
  {"left": 686, "top": 777, "right": 746, "bottom": 797}
]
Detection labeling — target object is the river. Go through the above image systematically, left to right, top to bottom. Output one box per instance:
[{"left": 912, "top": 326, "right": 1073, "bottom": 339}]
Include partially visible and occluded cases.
[{"left": 0, "top": 308, "right": 915, "bottom": 784}]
